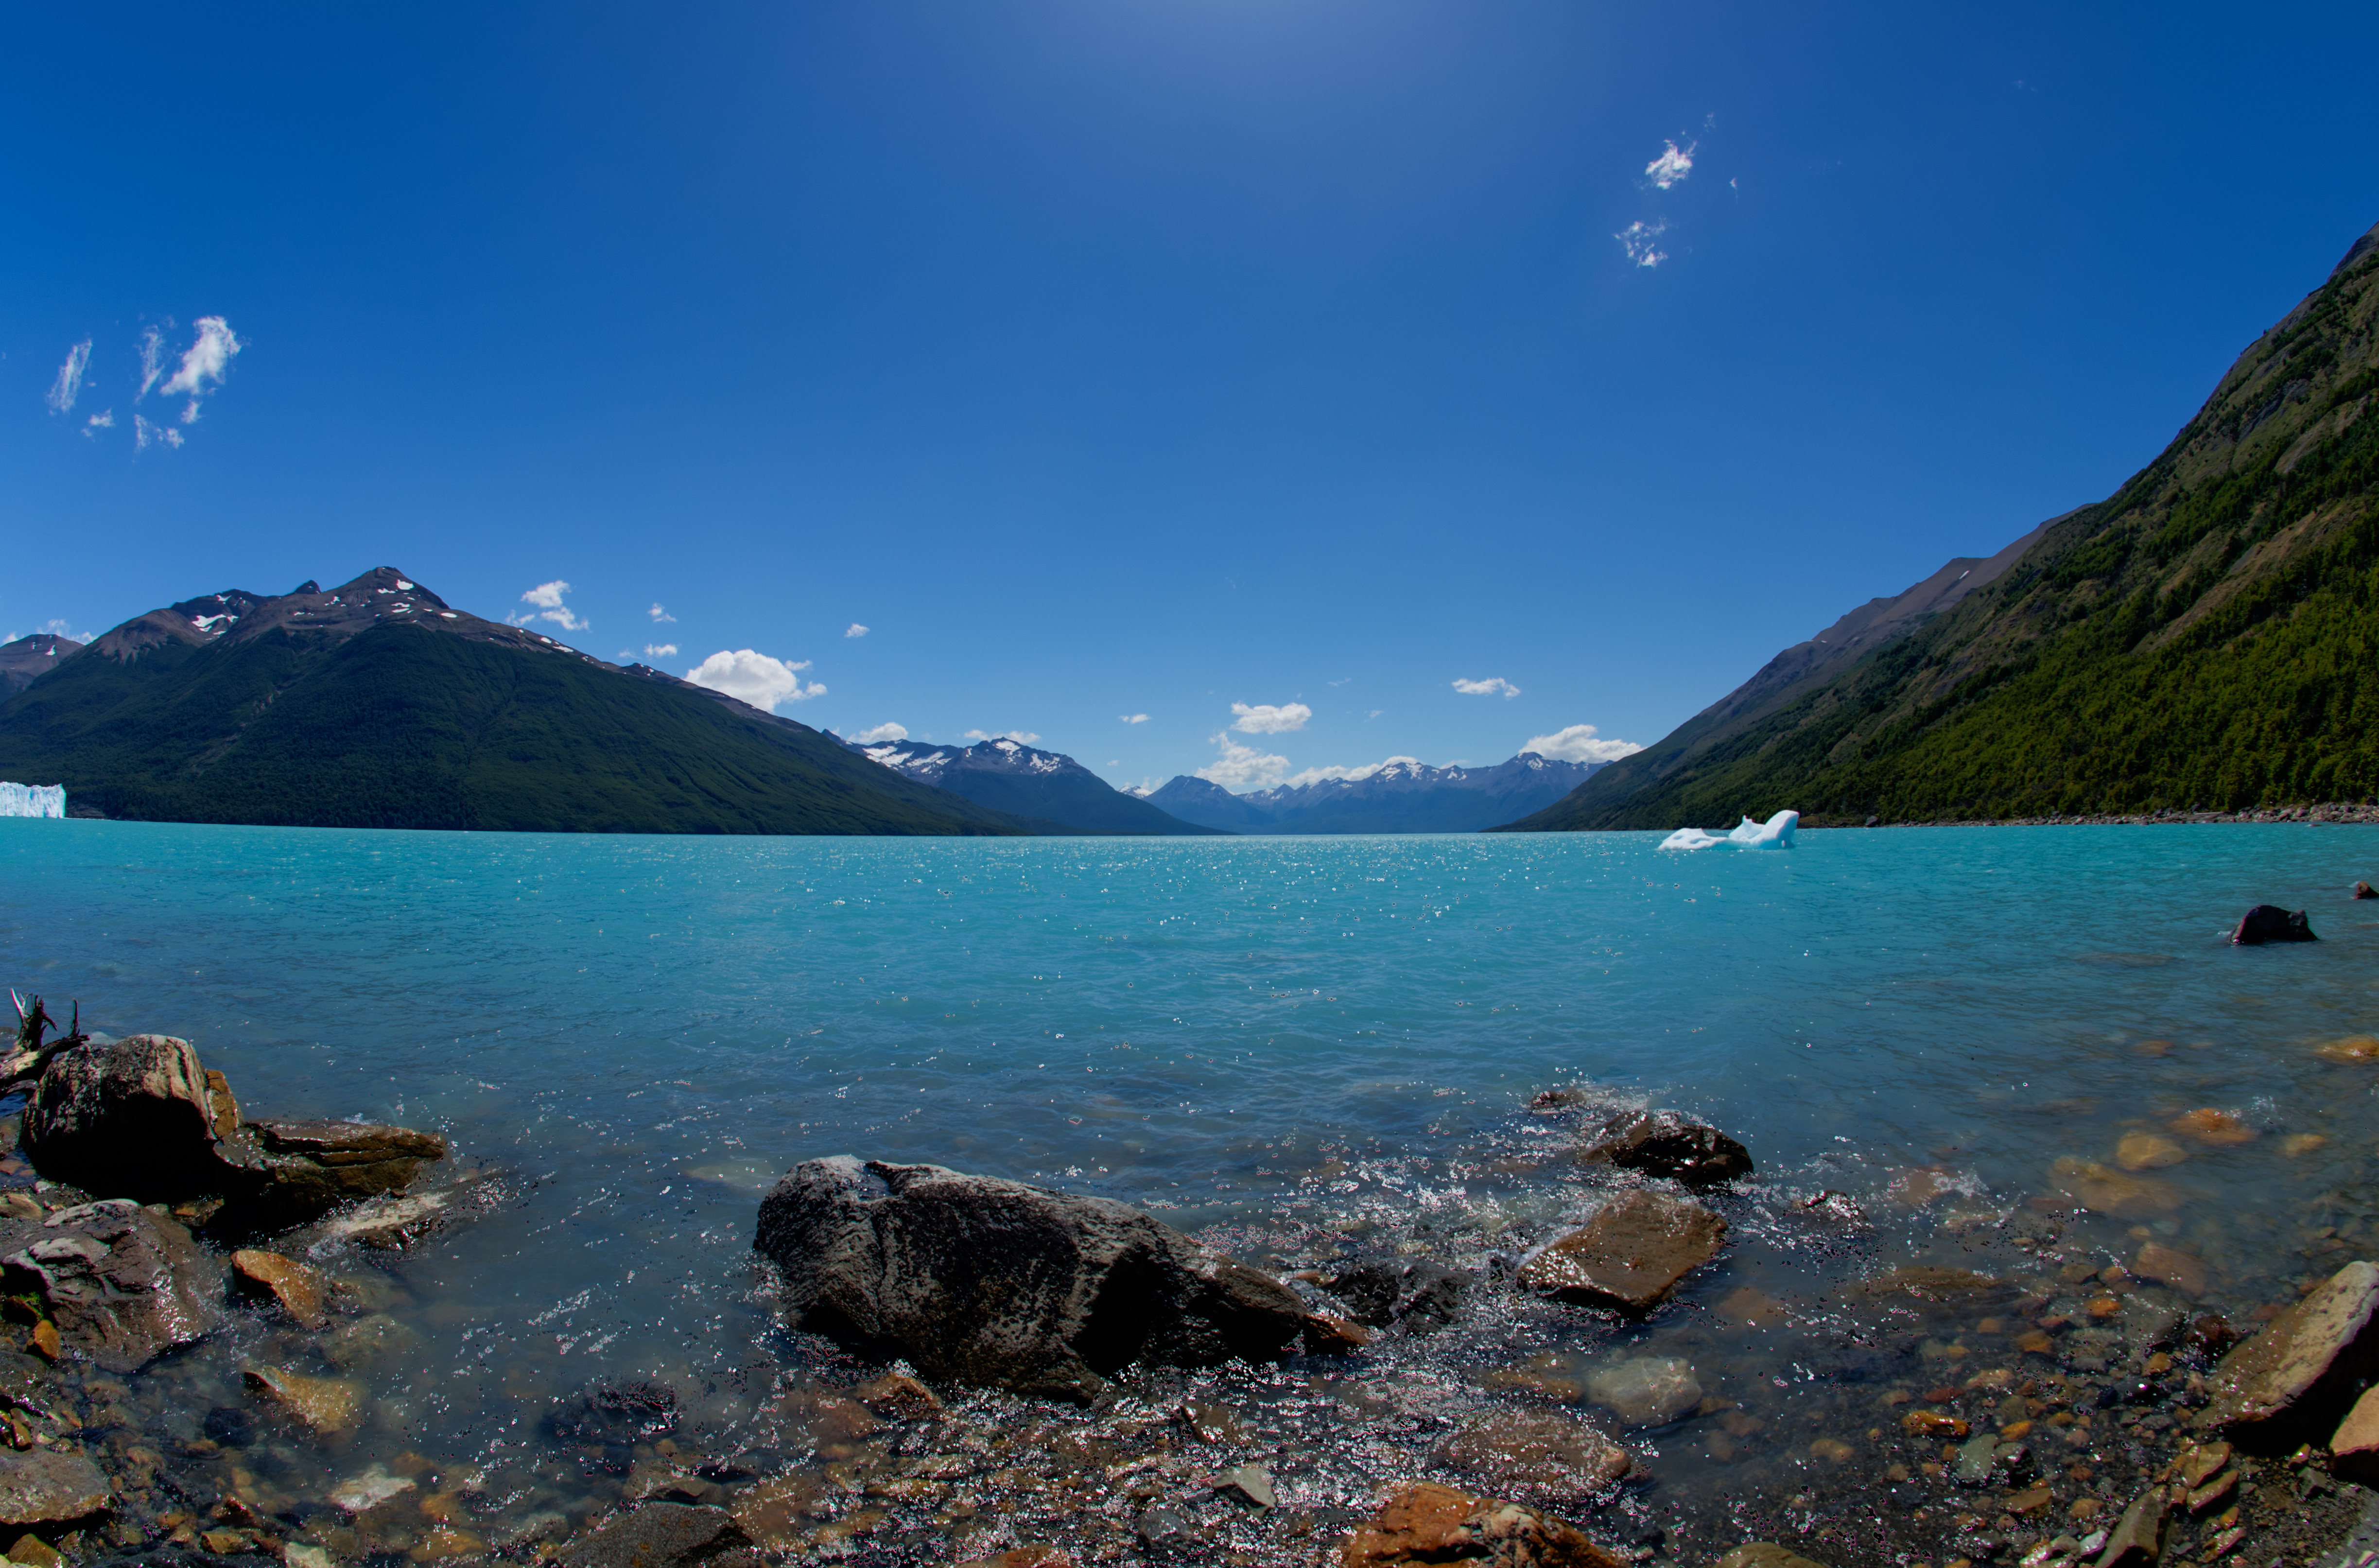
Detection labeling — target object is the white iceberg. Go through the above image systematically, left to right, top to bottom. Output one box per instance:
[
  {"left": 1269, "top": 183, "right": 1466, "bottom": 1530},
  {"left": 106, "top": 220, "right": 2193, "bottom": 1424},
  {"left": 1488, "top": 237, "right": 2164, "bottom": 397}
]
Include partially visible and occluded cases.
[
  {"left": 0, "top": 784, "right": 65, "bottom": 819},
  {"left": 1659, "top": 809, "right": 1798, "bottom": 851}
]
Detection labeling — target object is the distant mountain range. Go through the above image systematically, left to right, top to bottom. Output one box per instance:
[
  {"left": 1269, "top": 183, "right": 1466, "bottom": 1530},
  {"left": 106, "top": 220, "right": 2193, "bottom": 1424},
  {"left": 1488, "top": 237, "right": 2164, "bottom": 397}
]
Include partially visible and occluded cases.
[
  {"left": 1507, "top": 217, "right": 2379, "bottom": 829},
  {"left": 0, "top": 569, "right": 1044, "bottom": 836},
  {"left": 841, "top": 735, "right": 1220, "bottom": 835},
  {"left": 1142, "top": 753, "right": 1606, "bottom": 834}
]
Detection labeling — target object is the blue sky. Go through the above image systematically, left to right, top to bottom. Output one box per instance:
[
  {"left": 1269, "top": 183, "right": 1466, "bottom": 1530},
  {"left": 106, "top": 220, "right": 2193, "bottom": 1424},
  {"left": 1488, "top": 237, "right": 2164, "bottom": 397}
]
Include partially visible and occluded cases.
[{"left": 6, "top": 1, "right": 2376, "bottom": 792}]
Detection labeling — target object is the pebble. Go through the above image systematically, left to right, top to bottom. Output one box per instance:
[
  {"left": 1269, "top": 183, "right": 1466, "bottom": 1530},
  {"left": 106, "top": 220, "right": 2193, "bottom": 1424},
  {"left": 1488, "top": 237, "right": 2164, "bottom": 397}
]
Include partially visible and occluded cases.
[
  {"left": 229, "top": 1249, "right": 333, "bottom": 1331},
  {"left": 1584, "top": 1358, "right": 1703, "bottom": 1426},
  {"left": 243, "top": 1366, "right": 364, "bottom": 1433}
]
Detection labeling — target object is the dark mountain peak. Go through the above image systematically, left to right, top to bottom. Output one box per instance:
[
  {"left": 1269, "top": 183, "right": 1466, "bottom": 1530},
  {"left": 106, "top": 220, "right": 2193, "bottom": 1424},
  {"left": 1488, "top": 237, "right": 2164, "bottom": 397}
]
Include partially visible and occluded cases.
[
  {"left": 2332, "top": 220, "right": 2379, "bottom": 281},
  {"left": 289, "top": 580, "right": 320, "bottom": 595},
  {"left": 0, "top": 633, "right": 86, "bottom": 697}
]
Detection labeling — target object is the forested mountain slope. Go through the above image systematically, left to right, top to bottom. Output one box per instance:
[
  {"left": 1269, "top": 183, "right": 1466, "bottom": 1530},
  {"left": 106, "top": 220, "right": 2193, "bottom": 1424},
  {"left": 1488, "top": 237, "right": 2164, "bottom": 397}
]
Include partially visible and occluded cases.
[{"left": 1506, "top": 219, "right": 2379, "bottom": 830}]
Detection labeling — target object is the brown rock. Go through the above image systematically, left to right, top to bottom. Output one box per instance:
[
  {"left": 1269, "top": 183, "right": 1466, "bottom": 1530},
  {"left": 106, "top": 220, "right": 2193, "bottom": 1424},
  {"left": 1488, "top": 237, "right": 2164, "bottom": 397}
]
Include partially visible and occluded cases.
[
  {"left": 2357, "top": 881, "right": 2377, "bottom": 900},
  {"left": 2317, "top": 1035, "right": 2379, "bottom": 1063},
  {"left": 22, "top": 1036, "right": 251, "bottom": 1200},
  {"left": 2169, "top": 1109, "right": 2256, "bottom": 1147},
  {"left": 1576, "top": 1110, "right": 1753, "bottom": 1188},
  {"left": 235, "top": 1118, "right": 449, "bottom": 1227},
  {"left": 2114, "top": 1133, "right": 2187, "bottom": 1172},
  {"left": 2049, "top": 1158, "right": 2184, "bottom": 1216},
  {"left": 1517, "top": 1191, "right": 1726, "bottom": 1313},
  {"left": 1, "top": 1200, "right": 222, "bottom": 1372},
  {"left": 2135, "top": 1244, "right": 2209, "bottom": 1300},
  {"left": 231, "top": 1249, "right": 332, "bottom": 1330},
  {"left": 2200, "top": 1260, "right": 2379, "bottom": 1450},
  {"left": 1854, "top": 1265, "right": 2003, "bottom": 1303},
  {"left": 1716, "top": 1288, "right": 1790, "bottom": 1328},
  {"left": 1302, "top": 1313, "right": 1374, "bottom": 1354},
  {"left": 21, "top": 1327, "right": 52, "bottom": 1366},
  {"left": 244, "top": 1365, "right": 365, "bottom": 1432},
  {"left": 851, "top": 1373, "right": 941, "bottom": 1421},
  {"left": 2328, "top": 1384, "right": 2379, "bottom": 1482},
  {"left": 1433, "top": 1408, "right": 1633, "bottom": 1497},
  {"left": 1902, "top": 1411, "right": 1969, "bottom": 1438},
  {"left": 2176, "top": 1442, "right": 2231, "bottom": 1489},
  {"left": 0, "top": 1453, "right": 109, "bottom": 1526},
  {"left": 1339, "top": 1482, "right": 1622, "bottom": 1568},
  {"left": 2093, "top": 1487, "right": 2166, "bottom": 1568},
  {"left": 556, "top": 1502, "right": 748, "bottom": 1568},
  {"left": 6, "top": 1534, "right": 60, "bottom": 1568},
  {"left": 1714, "top": 1548, "right": 1829, "bottom": 1568},
  {"left": 953, "top": 1551, "right": 1073, "bottom": 1568}
]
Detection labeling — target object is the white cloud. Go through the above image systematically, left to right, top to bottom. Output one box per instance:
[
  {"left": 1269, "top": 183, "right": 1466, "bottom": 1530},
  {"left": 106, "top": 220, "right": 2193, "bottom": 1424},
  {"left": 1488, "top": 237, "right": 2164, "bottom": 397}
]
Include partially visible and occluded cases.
[
  {"left": 1644, "top": 139, "right": 1696, "bottom": 190},
  {"left": 1617, "top": 221, "right": 1668, "bottom": 268},
  {"left": 159, "top": 316, "right": 241, "bottom": 400},
  {"left": 137, "top": 327, "right": 166, "bottom": 399},
  {"left": 46, "top": 340, "right": 90, "bottom": 414},
  {"left": 83, "top": 411, "right": 114, "bottom": 436},
  {"left": 133, "top": 415, "right": 182, "bottom": 451},
  {"left": 519, "top": 580, "right": 587, "bottom": 632},
  {"left": 648, "top": 603, "right": 676, "bottom": 623},
  {"left": 844, "top": 623, "right": 868, "bottom": 638},
  {"left": 643, "top": 642, "right": 678, "bottom": 657},
  {"left": 684, "top": 649, "right": 825, "bottom": 710},
  {"left": 1452, "top": 676, "right": 1522, "bottom": 698},
  {"left": 1230, "top": 701, "right": 1311, "bottom": 734},
  {"left": 1121, "top": 713, "right": 1149, "bottom": 724},
  {"left": 848, "top": 722, "right": 908, "bottom": 745},
  {"left": 1523, "top": 723, "right": 1646, "bottom": 764},
  {"left": 964, "top": 728, "right": 1042, "bottom": 745},
  {"left": 1197, "top": 734, "right": 1292, "bottom": 791},
  {"left": 1281, "top": 755, "right": 1421, "bottom": 788}
]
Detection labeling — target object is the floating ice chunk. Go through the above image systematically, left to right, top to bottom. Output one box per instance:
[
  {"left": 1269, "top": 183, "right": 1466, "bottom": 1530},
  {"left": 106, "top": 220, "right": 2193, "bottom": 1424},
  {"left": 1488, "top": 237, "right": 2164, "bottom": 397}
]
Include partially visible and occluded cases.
[
  {"left": 0, "top": 784, "right": 66, "bottom": 819},
  {"left": 1659, "top": 809, "right": 1798, "bottom": 851}
]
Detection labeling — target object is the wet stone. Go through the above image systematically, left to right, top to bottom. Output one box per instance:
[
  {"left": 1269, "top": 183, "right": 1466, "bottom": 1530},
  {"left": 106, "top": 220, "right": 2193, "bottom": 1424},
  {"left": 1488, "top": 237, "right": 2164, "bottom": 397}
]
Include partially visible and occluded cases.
[
  {"left": 1577, "top": 1110, "right": 1753, "bottom": 1188},
  {"left": 1517, "top": 1191, "right": 1726, "bottom": 1313},
  {"left": 1, "top": 1201, "right": 222, "bottom": 1373},
  {"left": 227, "top": 1250, "right": 330, "bottom": 1331},
  {"left": 1322, "top": 1258, "right": 1467, "bottom": 1331},
  {"left": 2199, "top": 1259, "right": 2379, "bottom": 1449},
  {"left": 1583, "top": 1357, "right": 1702, "bottom": 1426},
  {"left": 241, "top": 1366, "right": 363, "bottom": 1433},
  {"left": 851, "top": 1372, "right": 941, "bottom": 1421},
  {"left": 550, "top": 1378, "right": 679, "bottom": 1443},
  {"left": 1433, "top": 1408, "right": 1633, "bottom": 1498},
  {"left": 0, "top": 1452, "right": 109, "bottom": 1526},
  {"left": 1339, "top": 1482, "right": 1624, "bottom": 1568},
  {"left": 2093, "top": 1488, "right": 2166, "bottom": 1568},
  {"left": 555, "top": 1503, "right": 749, "bottom": 1568},
  {"left": 1714, "top": 1548, "right": 1829, "bottom": 1568}
]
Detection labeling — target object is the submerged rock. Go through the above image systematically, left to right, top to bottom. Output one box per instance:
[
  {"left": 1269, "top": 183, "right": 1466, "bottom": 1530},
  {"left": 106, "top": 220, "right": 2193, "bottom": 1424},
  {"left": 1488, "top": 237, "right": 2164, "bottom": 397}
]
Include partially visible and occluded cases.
[
  {"left": 2231, "top": 905, "right": 2316, "bottom": 944},
  {"left": 1577, "top": 1110, "right": 1753, "bottom": 1188},
  {"left": 753, "top": 1157, "right": 1309, "bottom": 1401},
  {"left": 1517, "top": 1191, "right": 1726, "bottom": 1313},
  {"left": 1, "top": 1200, "right": 222, "bottom": 1372},
  {"left": 1322, "top": 1258, "right": 1467, "bottom": 1331},
  {"left": 2200, "top": 1259, "right": 2379, "bottom": 1450},
  {"left": 1583, "top": 1356, "right": 1702, "bottom": 1425},
  {"left": 243, "top": 1365, "right": 364, "bottom": 1432},
  {"left": 550, "top": 1378, "right": 680, "bottom": 1443},
  {"left": 1433, "top": 1409, "right": 1633, "bottom": 1496},
  {"left": 0, "top": 1451, "right": 110, "bottom": 1526},
  {"left": 1338, "top": 1482, "right": 1623, "bottom": 1568},
  {"left": 556, "top": 1503, "right": 749, "bottom": 1568},
  {"left": 1715, "top": 1549, "right": 1828, "bottom": 1568}
]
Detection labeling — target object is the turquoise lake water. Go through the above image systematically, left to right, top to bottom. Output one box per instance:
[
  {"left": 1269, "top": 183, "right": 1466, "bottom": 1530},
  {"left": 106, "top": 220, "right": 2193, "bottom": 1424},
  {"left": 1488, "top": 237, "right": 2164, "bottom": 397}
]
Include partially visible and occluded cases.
[{"left": 3, "top": 818, "right": 2378, "bottom": 1553}]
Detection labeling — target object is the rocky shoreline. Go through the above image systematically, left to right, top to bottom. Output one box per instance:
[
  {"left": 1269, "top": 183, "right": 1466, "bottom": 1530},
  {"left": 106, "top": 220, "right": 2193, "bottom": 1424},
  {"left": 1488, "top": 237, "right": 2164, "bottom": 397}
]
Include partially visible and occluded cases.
[
  {"left": 1800, "top": 803, "right": 2379, "bottom": 829},
  {"left": 3, "top": 1004, "right": 2379, "bottom": 1568}
]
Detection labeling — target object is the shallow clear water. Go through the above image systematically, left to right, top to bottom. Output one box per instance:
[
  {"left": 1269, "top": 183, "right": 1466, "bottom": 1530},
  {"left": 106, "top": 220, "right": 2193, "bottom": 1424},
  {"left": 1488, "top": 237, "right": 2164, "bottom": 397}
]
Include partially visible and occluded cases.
[{"left": 4, "top": 819, "right": 2378, "bottom": 1560}]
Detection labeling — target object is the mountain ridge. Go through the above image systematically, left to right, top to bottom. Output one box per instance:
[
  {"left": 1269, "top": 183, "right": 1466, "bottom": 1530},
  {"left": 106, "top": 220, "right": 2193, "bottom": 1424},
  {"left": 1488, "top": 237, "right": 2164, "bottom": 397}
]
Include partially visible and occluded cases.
[
  {"left": 1504, "top": 217, "right": 2379, "bottom": 831},
  {"left": 843, "top": 735, "right": 1224, "bottom": 835},
  {"left": 1146, "top": 751, "right": 1607, "bottom": 834}
]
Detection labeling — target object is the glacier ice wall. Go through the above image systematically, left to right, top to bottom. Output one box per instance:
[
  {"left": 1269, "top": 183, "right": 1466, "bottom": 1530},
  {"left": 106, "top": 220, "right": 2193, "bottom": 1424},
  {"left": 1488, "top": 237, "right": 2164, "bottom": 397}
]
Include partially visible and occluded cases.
[
  {"left": 0, "top": 784, "right": 67, "bottom": 819},
  {"left": 1659, "top": 809, "right": 1798, "bottom": 851}
]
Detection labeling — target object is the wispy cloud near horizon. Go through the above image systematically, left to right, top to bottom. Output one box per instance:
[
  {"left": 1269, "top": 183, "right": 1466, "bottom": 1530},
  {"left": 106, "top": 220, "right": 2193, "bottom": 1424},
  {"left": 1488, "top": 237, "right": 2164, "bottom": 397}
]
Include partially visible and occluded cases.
[
  {"left": 1452, "top": 676, "right": 1522, "bottom": 698},
  {"left": 848, "top": 722, "right": 908, "bottom": 744},
  {"left": 1523, "top": 723, "right": 1645, "bottom": 763},
  {"left": 965, "top": 728, "right": 1042, "bottom": 744},
  {"left": 1197, "top": 734, "right": 1292, "bottom": 790}
]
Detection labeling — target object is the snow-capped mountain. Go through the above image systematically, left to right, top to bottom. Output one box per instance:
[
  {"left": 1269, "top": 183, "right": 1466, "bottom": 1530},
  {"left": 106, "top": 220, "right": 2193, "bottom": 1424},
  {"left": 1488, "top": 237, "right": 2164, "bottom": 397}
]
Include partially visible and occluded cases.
[
  {"left": 0, "top": 634, "right": 83, "bottom": 697},
  {"left": 845, "top": 736, "right": 1222, "bottom": 836},
  {"left": 1140, "top": 752, "right": 1607, "bottom": 834}
]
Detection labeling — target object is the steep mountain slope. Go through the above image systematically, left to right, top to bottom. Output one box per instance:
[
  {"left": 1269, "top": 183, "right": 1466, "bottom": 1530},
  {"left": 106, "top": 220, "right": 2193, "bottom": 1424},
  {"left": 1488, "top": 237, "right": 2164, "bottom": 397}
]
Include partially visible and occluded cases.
[
  {"left": 1506, "top": 219, "right": 2379, "bottom": 830},
  {"left": 0, "top": 568, "right": 1032, "bottom": 836},
  {"left": 0, "top": 635, "right": 82, "bottom": 697},
  {"left": 847, "top": 736, "right": 1224, "bottom": 835},
  {"left": 1147, "top": 752, "right": 1605, "bottom": 833}
]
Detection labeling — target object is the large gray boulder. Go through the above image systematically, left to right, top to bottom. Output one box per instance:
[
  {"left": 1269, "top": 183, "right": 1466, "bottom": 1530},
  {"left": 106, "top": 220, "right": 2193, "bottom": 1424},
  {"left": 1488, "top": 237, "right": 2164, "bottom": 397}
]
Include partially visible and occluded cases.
[
  {"left": 754, "top": 1157, "right": 1311, "bottom": 1401},
  {"left": 1, "top": 1200, "right": 224, "bottom": 1372}
]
